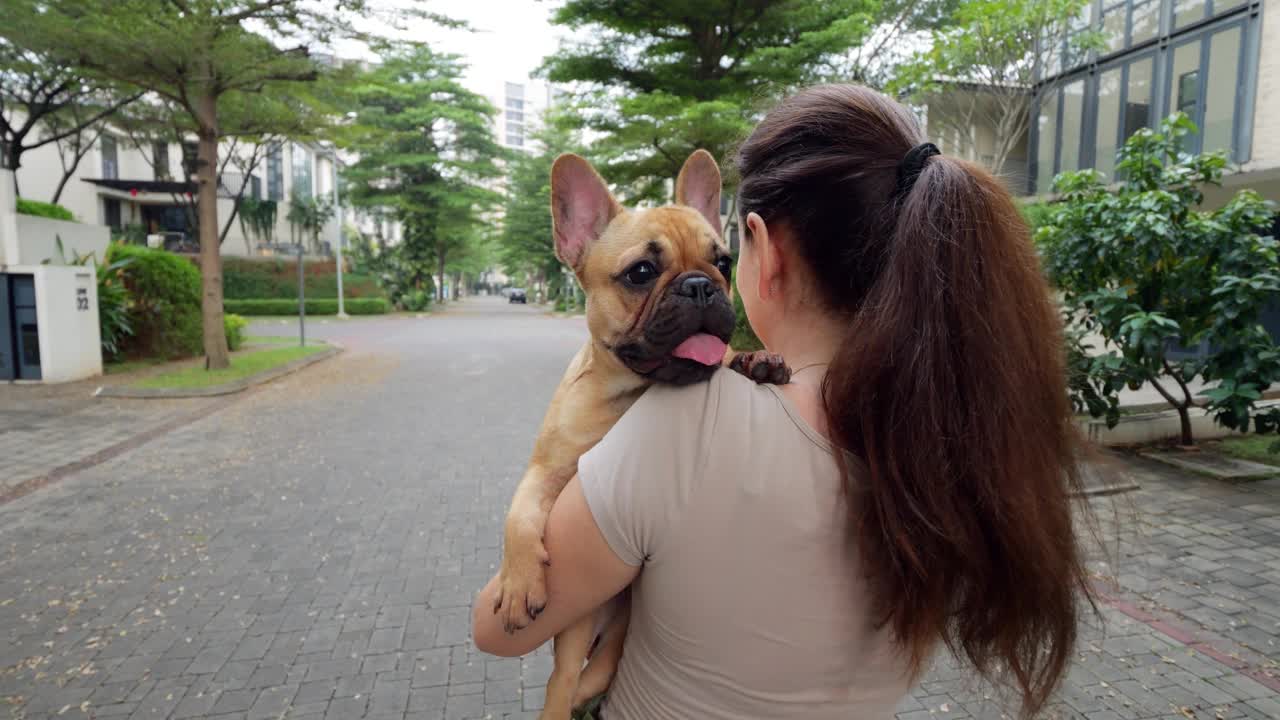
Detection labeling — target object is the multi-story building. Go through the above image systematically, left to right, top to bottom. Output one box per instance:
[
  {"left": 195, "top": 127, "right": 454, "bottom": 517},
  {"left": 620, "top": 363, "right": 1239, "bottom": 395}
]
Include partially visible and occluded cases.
[
  {"left": 1029, "top": 0, "right": 1277, "bottom": 203},
  {"left": 491, "top": 80, "right": 558, "bottom": 154},
  {"left": 9, "top": 119, "right": 385, "bottom": 257}
]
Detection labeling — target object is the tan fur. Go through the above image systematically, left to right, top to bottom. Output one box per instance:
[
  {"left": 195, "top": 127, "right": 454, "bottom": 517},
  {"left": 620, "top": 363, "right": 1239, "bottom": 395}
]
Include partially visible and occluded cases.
[{"left": 496, "top": 152, "right": 732, "bottom": 719}]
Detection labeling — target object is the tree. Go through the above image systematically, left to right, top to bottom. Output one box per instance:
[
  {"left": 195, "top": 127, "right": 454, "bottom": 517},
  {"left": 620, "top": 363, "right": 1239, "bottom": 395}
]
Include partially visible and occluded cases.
[
  {"left": 0, "top": 0, "right": 381, "bottom": 369},
  {"left": 541, "top": 0, "right": 881, "bottom": 203},
  {"left": 892, "top": 0, "right": 1100, "bottom": 176},
  {"left": 0, "top": 42, "right": 139, "bottom": 195},
  {"left": 342, "top": 42, "right": 503, "bottom": 304},
  {"left": 1039, "top": 114, "right": 1279, "bottom": 446},
  {"left": 498, "top": 120, "right": 582, "bottom": 297}
]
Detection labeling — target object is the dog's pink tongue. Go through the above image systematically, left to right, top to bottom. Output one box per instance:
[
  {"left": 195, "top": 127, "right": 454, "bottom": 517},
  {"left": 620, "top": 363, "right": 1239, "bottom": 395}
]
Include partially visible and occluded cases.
[{"left": 671, "top": 333, "right": 727, "bottom": 366}]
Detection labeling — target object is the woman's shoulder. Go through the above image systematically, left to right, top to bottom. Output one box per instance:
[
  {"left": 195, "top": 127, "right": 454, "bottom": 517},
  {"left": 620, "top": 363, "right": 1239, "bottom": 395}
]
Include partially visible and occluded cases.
[{"left": 634, "top": 366, "right": 772, "bottom": 427}]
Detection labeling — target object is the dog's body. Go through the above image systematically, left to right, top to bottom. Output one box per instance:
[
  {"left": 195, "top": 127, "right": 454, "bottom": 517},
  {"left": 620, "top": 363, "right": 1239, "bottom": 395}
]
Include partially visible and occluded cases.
[{"left": 494, "top": 151, "right": 783, "bottom": 719}]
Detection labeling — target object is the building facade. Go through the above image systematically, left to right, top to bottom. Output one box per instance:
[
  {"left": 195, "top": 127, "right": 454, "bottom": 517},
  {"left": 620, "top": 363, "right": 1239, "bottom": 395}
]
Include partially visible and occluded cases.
[
  {"left": 1030, "top": 0, "right": 1277, "bottom": 202},
  {"left": 490, "top": 80, "right": 558, "bottom": 154},
  {"left": 12, "top": 124, "right": 357, "bottom": 258}
]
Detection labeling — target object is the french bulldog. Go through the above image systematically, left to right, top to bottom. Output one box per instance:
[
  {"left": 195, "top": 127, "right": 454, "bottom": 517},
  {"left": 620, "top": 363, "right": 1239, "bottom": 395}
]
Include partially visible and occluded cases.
[{"left": 494, "top": 149, "right": 787, "bottom": 718}]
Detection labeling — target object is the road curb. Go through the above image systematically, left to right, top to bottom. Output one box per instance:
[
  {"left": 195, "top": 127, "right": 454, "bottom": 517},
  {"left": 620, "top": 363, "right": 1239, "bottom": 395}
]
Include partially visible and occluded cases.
[{"left": 93, "top": 342, "right": 342, "bottom": 399}]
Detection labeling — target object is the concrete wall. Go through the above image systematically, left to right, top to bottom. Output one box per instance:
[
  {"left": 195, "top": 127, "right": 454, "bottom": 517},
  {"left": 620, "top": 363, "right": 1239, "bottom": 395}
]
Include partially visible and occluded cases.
[
  {"left": 1242, "top": 0, "right": 1280, "bottom": 176},
  {"left": 15, "top": 215, "right": 111, "bottom": 265},
  {"left": 5, "top": 264, "right": 104, "bottom": 383}
]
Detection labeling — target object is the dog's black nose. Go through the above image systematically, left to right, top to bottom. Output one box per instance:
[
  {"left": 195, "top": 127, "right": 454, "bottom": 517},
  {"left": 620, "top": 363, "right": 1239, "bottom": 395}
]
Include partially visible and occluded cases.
[{"left": 677, "top": 275, "right": 717, "bottom": 306}]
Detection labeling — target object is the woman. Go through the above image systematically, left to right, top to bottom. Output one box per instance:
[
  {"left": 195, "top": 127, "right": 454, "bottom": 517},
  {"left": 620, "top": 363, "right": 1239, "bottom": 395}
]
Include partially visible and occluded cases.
[{"left": 473, "top": 84, "right": 1093, "bottom": 719}]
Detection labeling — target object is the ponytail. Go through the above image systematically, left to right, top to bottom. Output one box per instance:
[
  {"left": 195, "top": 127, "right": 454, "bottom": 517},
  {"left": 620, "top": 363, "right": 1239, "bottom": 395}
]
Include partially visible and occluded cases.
[
  {"left": 736, "top": 85, "right": 1094, "bottom": 717},
  {"left": 826, "top": 156, "right": 1091, "bottom": 714}
]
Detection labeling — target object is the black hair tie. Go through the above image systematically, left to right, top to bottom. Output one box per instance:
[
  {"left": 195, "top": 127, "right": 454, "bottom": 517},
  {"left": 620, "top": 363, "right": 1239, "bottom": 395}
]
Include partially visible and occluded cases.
[{"left": 895, "top": 142, "right": 941, "bottom": 200}]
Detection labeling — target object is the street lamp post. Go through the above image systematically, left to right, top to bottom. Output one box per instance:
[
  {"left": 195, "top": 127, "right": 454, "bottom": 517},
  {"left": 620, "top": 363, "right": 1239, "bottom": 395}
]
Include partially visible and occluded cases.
[{"left": 331, "top": 148, "right": 348, "bottom": 319}]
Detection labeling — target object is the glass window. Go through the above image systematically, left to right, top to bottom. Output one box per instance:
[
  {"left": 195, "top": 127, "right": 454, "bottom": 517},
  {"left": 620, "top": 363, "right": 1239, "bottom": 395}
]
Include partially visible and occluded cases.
[
  {"left": 1175, "top": 0, "right": 1206, "bottom": 28},
  {"left": 1214, "top": 0, "right": 1246, "bottom": 12},
  {"left": 1130, "top": 1, "right": 1159, "bottom": 45},
  {"left": 1102, "top": 5, "right": 1126, "bottom": 53},
  {"left": 1203, "top": 26, "right": 1241, "bottom": 157},
  {"left": 1172, "top": 40, "right": 1201, "bottom": 154},
  {"left": 1124, "top": 58, "right": 1155, "bottom": 141},
  {"left": 1095, "top": 68, "right": 1123, "bottom": 178},
  {"left": 1060, "top": 80, "right": 1086, "bottom": 172},
  {"left": 1036, "top": 90, "right": 1059, "bottom": 192},
  {"left": 101, "top": 135, "right": 118, "bottom": 180},
  {"left": 153, "top": 142, "right": 170, "bottom": 180},
  {"left": 182, "top": 142, "right": 198, "bottom": 179},
  {"left": 267, "top": 144, "right": 284, "bottom": 201},
  {"left": 291, "top": 144, "right": 313, "bottom": 199},
  {"left": 103, "top": 197, "right": 122, "bottom": 229}
]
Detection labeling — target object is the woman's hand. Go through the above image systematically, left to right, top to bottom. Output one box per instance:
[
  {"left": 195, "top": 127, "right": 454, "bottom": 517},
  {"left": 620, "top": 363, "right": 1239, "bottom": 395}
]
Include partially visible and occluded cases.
[{"left": 473, "top": 475, "right": 640, "bottom": 657}]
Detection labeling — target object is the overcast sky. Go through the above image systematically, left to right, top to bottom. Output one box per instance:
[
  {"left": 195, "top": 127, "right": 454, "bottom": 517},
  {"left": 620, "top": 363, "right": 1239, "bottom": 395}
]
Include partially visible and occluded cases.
[{"left": 338, "top": 0, "right": 568, "bottom": 99}]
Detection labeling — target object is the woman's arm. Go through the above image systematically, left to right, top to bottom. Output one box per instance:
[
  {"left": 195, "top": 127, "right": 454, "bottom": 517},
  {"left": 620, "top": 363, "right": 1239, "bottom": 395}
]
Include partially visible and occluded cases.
[{"left": 473, "top": 475, "right": 640, "bottom": 657}]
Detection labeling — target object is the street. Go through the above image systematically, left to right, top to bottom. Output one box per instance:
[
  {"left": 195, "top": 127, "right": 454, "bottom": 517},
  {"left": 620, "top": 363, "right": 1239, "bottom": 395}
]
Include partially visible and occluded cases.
[{"left": 2, "top": 297, "right": 1279, "bottom": 719}]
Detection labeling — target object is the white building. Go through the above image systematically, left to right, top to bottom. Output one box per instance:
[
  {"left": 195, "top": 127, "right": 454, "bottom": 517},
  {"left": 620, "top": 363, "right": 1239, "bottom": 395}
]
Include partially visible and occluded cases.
[
  {"left": 1029, "top": 0, "right": 1278, "bottom": 206},
  {"left": 490, "top": 79, "right": 559, "bottom": 154},
  {"left": 10, "top": 120, "right": 365, "bottom": 258}
]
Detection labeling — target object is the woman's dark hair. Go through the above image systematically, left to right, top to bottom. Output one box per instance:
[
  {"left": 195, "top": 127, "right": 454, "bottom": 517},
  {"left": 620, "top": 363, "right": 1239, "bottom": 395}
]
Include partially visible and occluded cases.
[{"left": 736, "top": 84, "right": 1093, "bottom": 716}]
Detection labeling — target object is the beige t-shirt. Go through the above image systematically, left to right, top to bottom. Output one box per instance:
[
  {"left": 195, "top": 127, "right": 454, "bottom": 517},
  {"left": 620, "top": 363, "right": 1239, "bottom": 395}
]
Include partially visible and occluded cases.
[{"left": 578, "top": 368, "right": 912, "bottom": 720}]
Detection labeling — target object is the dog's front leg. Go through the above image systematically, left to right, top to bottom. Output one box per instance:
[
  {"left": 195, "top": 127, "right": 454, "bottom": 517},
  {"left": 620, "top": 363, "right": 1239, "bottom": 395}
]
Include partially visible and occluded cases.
[{"left": 496, "top": 463, "right": 570, "bottom": 633}]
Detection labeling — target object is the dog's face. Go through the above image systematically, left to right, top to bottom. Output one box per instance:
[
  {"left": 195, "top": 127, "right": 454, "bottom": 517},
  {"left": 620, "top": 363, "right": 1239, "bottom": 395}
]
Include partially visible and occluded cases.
[{"left": 552, "top": 150, "right": 736, "bottom": 386}]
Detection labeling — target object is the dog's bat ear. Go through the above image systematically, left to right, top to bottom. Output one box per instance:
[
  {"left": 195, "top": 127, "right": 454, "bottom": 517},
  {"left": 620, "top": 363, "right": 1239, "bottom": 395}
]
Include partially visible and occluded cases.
[
  {"left": 675, "top": 149, "right": 723, "bottom": 237},
  {"left": 551, "top": 154, "right": 620, "bottom": 272}
]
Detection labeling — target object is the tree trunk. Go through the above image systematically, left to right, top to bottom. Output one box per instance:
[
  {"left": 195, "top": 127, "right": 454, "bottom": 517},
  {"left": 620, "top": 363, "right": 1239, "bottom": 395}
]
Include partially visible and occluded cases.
[
  {"left": 196, "top": 92, "right": 230, "bottom": 370},
  {"left": 6, "top": 148, "right": 20, "bottom": 197},
  {"left": 51, "top": 172, "right": 73, "bottom": 205},
  {"left": 436, "top": 250, "right": 447, "bottom": 303},
  {"left": 1176, "top": 405, "right": 1194, "bottom": 446}
]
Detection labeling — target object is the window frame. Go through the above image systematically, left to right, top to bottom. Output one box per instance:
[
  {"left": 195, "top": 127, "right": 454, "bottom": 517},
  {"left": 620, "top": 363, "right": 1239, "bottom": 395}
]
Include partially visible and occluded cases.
[
  {"left": 1029, "top": 0, "right": 1260, "bottom": 193},
  {"left": 1161, "top": 16, "right": 1248, "bottom": 159}
]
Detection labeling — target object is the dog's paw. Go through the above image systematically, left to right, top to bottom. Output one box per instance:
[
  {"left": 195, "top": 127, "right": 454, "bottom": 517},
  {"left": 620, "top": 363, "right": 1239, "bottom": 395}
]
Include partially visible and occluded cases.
[
  {"left": 729, "top": 351, "right": 791, "bottom": 385},
  {"left": 493, "top": 537, "right": 550, "bottom": 634}
]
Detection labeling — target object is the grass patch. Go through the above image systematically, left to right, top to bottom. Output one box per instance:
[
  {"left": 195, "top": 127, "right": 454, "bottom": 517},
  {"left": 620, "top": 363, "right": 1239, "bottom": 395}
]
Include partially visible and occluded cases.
[
  {"left": 244, "top": 335, "right": 323, "bottom": 346},
  {"left": 132, "top": 345, "right": 326, "bottom": 390},
  {"left": 104, "top": 357, "right": 168, "bottom": 375},
  {"left": 1212, "top": 435, "right": 1280, "bottom": 466}
]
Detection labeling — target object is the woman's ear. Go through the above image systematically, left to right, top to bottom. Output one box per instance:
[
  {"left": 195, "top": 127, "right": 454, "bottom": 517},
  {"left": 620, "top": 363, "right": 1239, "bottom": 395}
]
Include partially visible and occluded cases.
[{"left": 745, "top": 212, "right": 782, "bottom": 302}]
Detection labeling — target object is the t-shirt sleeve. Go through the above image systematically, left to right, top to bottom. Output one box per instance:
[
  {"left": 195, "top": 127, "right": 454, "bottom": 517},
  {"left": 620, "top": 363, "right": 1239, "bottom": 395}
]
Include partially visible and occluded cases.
[{"left": 577, "top": 371, "right": 724, "bottom": 567}]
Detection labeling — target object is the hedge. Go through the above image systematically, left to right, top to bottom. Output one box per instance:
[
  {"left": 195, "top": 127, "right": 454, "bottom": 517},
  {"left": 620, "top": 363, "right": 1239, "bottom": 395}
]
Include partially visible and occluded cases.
[
  {"left": 17, "top": 198, "right": 74, "bottom": 221},
  {"left": 106, "top": 243, "right": 204, "bottom": 358},
  {"left": 218, "top": 257, "right": 383, "bottom": 300},
  {"left": 224, "top": 298, "right": 389, "bottom": 316}
]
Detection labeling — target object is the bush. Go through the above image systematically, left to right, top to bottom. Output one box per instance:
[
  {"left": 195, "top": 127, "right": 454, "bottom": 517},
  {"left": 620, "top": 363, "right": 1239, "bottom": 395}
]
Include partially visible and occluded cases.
[
  {"left": 1039, "top": 112, "right": 1280, "bottom": 445},
  {"left": 16, "top": 197, "right": 74, "bottom": 221},
  {"left": 106, "top": 243, "right": 204, "bottom": 358},
  {"left": 97, "top": 252, "right": 134, "bottom": 361},
  {"left": 220, "top": 257, "right": 384, "bottom": 300},
  {"left": 401, "top": 289, "right": 432, "bottom": 312},
  {"left": 730, "top": 291, "right": 763, "bottom": 351},
  {"left": 223, "top": 298, "right": 389, "bottom": 315},
  {"left": 224, "top": 314, "right": 248, "bottom": 351}
]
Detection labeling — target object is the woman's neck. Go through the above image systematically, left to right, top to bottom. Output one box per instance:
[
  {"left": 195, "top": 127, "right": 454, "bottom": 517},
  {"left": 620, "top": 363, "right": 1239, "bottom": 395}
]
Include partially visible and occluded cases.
[
  {"left": 766, "top": 307, "right": 845, "bottom": 440},
  {"left": 766, "top": 307, "right": 844, "bottom": 373}
]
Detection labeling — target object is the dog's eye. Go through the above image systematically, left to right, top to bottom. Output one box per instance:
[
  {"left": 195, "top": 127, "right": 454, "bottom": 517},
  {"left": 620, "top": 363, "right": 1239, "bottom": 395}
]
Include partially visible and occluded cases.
[
  {"left": 715, "top": 257, "right": 733, "bottom": 281},
  {"left": 624, "top": 260, "right": 659, "bottom": 286}
]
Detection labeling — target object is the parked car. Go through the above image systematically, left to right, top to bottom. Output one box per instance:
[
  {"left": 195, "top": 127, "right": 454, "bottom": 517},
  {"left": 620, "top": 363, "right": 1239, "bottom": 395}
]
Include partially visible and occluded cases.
[{"left": 508, "top": 288, "right": 527, "bottom": 304}]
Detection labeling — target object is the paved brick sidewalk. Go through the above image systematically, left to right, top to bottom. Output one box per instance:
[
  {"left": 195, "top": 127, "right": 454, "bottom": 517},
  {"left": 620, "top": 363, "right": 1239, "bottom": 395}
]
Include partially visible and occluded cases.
[
  {"left": 1, "top": 306, "right": 1277, "bottom": 720},
  {"left": 0, "top": 379, "right": 216, "bottom": 503}
]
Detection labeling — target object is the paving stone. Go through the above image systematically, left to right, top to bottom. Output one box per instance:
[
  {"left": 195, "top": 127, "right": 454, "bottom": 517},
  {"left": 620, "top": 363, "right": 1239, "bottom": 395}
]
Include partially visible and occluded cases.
[{"left": 4, "top": 310, "right": 1280, "bottom": 720}]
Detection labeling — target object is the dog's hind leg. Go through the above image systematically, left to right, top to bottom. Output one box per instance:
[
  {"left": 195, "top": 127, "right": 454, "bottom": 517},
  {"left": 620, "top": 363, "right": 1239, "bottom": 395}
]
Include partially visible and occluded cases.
[
  {"left": 572, "top": 601, "right": 630, "bottom": 708},
  {"left": 540, "top": 614, "right": 596, "bottom": 720}
]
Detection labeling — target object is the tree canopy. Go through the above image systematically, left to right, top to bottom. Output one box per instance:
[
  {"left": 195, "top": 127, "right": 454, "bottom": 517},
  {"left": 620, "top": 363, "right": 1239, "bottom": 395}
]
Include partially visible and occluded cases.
[
  {"left": 541, "top": 0, "right": 882, "bottom": 202},
  {"left": 341, "top": 42, "right": 503, "bottom": 303}
]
